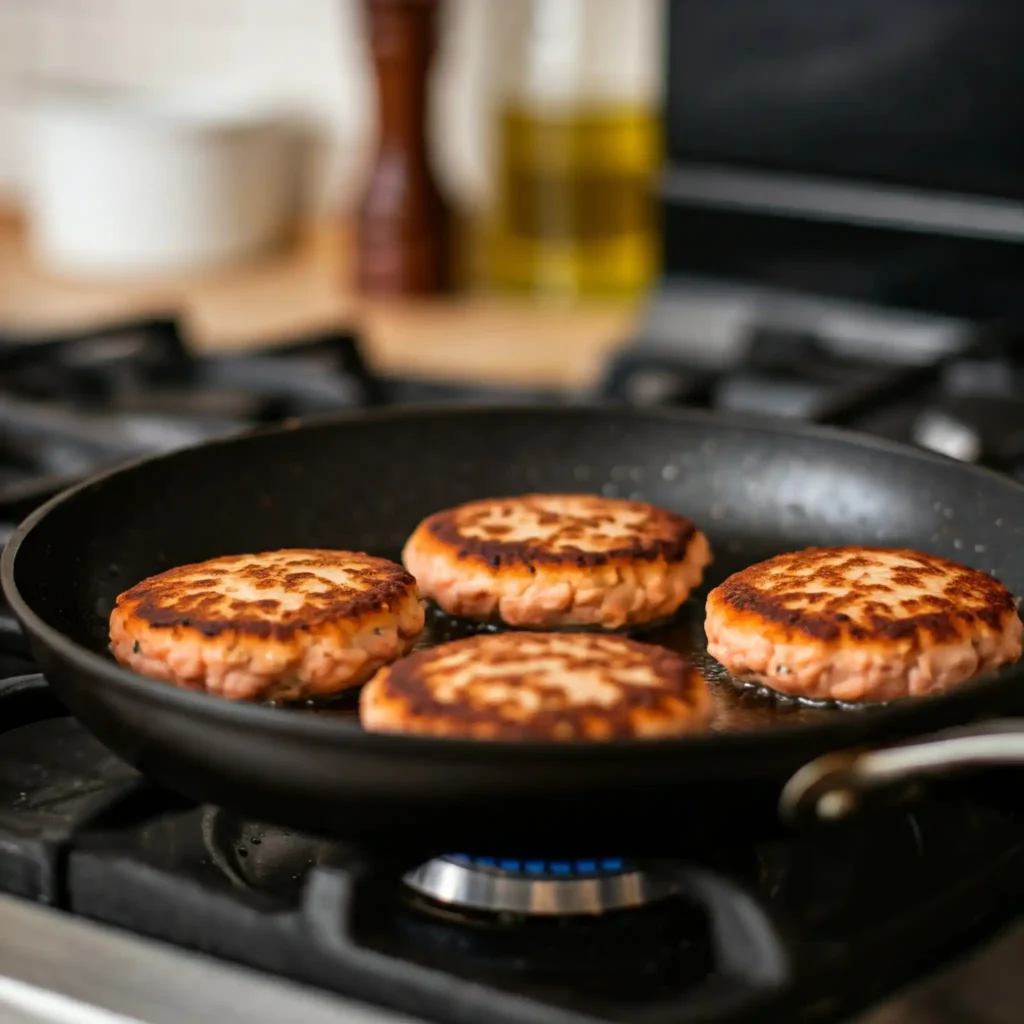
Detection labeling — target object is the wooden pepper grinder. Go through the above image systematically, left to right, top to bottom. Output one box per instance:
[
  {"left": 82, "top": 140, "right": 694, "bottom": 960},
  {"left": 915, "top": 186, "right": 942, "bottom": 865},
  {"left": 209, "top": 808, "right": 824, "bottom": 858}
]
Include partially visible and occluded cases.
[{"left": 356, "top": 0, "right": 453, "bottom": 295}]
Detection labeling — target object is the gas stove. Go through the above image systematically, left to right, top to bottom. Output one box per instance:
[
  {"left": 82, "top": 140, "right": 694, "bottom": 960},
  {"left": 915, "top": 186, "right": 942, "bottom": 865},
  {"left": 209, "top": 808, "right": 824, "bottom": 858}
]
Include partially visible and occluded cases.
[
  {"left": 601, "top": 280, "right": 1024, "bottom": 479},
  {"left": 2, "top": 303, "right": 1024, "bottom": 522},
  {"left": 3, "top": 309, "right": 1024, "bottom": 1023},
  {"left": 0, "top": 315, "right": 561, "bottom": 521},
  {"left": 0, "top": 671, "right": 1021, "bottom": 1024}
]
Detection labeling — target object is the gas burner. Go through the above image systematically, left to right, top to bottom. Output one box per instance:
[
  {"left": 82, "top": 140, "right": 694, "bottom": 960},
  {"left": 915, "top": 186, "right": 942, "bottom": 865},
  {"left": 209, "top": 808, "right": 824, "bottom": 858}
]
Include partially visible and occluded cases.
[{"left": 403, "top": 855, "right": 684, "bottom": 916}]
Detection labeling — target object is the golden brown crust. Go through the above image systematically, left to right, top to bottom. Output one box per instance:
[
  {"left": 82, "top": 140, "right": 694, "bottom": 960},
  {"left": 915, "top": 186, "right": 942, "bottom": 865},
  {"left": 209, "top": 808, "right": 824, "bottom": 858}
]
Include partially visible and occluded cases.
[
  {"left": 414, "top": 493, "right": 699, "bottom": 571},
  {"left": 402, "top": 494, "right": 711, "bottom": 629},
  {"left": 708, "top": 546, "right": 1017, "bottom": 647},
  {"left": 114, "top": 549, "right": 419, "bottom": 642},
  {"left": 109, "top": 550, "right": 425, "bottom": 700},
  {"left": 359, "top": 631, "right": 711, "bottom": 740}
]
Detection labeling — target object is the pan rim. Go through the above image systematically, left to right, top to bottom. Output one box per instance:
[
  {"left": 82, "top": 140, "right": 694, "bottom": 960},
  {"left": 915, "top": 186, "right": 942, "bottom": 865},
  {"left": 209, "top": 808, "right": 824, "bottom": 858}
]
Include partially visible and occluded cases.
[{"left": 4, "top": 401, "right": 1024, "bottom": 757}]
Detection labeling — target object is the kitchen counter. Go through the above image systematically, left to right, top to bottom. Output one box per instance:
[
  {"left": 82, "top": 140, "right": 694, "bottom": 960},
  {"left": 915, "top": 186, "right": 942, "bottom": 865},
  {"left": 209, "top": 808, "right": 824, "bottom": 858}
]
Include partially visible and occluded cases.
[{"left": 0, "top": 212, "right": 636, "bottom": 388}]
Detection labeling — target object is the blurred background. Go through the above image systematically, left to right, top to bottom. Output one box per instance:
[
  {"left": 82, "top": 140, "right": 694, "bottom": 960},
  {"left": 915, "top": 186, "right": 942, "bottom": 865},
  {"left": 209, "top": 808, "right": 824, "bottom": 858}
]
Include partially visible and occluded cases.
[
  {"left": 1, "top": 0, "right": 1024, "bottom": 524},
  {"left": 2, "top": 7, "right": 1024, "bottom": 1022}
]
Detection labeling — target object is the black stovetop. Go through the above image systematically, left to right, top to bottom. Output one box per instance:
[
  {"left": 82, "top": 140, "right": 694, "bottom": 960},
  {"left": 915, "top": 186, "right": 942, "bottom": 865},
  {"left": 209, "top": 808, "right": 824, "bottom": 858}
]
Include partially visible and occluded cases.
[
  {"left": 3, "top": 307, "right": 1024, "bottom": 522},
  {"left": 3, "top": 308, "right": 1024, "bottom": 1023},
  {"left": 0, "top": 669, "right": 1023, "bottom": 1024}
]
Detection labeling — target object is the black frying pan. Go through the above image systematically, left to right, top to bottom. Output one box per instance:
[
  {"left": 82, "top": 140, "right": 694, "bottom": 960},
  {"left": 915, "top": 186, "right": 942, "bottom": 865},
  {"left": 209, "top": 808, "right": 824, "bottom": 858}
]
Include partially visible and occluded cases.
[{"left": 4, "top": 406, "right": 1024, "bottom": 855}]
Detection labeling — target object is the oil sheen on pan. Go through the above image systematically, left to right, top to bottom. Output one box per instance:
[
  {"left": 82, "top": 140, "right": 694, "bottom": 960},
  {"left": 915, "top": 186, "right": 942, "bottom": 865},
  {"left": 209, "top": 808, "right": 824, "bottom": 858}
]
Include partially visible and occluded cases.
[{"left": 292, "top": 600, "right": 846, "bottom": 733}]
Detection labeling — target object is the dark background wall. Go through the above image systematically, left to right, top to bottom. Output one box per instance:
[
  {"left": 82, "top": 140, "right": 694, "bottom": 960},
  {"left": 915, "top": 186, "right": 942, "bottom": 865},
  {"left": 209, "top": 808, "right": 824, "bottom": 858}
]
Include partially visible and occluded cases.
[
  {"left": 665, "top": 0, "right": 1024, "bottom": 198},
  {"left": 660, "top": 1, "right": 1024, "bottom": 317}
]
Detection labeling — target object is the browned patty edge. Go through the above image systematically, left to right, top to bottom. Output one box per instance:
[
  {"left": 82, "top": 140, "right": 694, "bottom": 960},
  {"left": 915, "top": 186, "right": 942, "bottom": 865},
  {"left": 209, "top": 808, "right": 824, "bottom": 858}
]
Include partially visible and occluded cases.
[
  {"left": 419, "top": 495, "right": 699, "bottom": 570},
  {"left": 710, "top": 546, "right": 1017, "bottom": 644},
  {"left": 115, "top": 550, "right": 419, "bottom": 642},
  {"left": 370, "top": 633, "right": 707, "bottom": 739}
]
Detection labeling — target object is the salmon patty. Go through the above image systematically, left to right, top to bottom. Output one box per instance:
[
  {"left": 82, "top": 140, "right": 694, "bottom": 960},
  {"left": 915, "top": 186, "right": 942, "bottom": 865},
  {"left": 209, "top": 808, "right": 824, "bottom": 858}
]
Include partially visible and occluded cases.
[
  {"left": 402, "top": 494, "right": 711, "bottom": 630},
  {"left": 705, "top": 546, "right": 1023, "bottom": 702},
  {"left": 109, "top": 549, "right": 424, "bottom": 701},
  {"left": 360, "top": 631, "right": 711, "bottom": 739}
]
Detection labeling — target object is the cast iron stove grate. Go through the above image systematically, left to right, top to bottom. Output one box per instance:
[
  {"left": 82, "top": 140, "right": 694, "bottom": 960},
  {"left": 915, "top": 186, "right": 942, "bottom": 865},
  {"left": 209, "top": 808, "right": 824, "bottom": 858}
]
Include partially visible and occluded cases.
[{"left": 0, "top": 313, "right": 560, "bottom": 519}]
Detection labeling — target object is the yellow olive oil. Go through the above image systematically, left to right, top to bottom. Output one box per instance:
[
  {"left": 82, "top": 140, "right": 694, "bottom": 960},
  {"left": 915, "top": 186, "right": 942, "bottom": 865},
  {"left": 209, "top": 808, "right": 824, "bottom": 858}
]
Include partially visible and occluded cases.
[{"left": 487, "top": 102, "right": 659, "bottom": 299}]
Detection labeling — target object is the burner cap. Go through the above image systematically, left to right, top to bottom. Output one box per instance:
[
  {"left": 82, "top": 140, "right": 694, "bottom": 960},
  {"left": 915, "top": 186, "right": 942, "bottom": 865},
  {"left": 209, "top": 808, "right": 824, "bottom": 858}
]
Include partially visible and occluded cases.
[{"left": 403, "top": 855, "right": 683, "bottom": 916}]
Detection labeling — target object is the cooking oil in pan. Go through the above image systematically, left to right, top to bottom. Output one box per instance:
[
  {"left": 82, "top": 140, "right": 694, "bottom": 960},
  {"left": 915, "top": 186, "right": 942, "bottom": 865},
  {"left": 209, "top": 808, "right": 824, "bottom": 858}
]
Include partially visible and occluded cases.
[{"left": 288, "top": 599, "right": 841, "bottom": 733}]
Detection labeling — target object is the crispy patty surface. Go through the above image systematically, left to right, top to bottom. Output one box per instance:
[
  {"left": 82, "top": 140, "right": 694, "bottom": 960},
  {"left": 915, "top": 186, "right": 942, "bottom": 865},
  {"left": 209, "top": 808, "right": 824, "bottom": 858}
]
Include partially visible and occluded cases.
[
  {"left": 402, "top": 493, "right": 711, "bottom": 629},
  {"left": 705, "top": 546, "right": 1023, "bottom": 702},
  {"left": 109, "top": 549, "right": 424, "bottom": 701},
  {"left": 360, "top": 631, "right": 711, "bottom": 740}
]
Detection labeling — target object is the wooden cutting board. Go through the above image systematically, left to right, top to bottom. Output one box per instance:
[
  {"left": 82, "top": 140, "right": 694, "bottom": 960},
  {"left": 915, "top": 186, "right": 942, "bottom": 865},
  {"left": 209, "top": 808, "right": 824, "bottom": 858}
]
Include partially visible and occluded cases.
[{"left": 0, "top": 212, "right": 636, "bottom": 389}]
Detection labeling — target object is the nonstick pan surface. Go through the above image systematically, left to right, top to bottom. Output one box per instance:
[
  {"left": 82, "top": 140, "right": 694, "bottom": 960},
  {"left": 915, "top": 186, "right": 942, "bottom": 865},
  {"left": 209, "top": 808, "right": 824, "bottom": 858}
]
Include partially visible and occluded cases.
[{"left": 4, "top": 406, "right": 1024, "bottom": 853}]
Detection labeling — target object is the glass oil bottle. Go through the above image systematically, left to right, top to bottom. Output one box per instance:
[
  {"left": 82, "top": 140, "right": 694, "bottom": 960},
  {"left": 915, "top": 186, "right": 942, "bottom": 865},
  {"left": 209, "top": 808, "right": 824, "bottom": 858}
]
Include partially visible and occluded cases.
[{"left": 486, "top": 0, "right": 661, "bottom": 300}]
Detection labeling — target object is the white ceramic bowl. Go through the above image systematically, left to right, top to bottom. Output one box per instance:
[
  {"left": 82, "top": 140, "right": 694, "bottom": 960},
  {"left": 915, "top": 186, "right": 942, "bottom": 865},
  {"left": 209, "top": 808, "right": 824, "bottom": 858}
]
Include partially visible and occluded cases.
[{"left": 26, "top": 84, "right": 301, "bottom": 278}]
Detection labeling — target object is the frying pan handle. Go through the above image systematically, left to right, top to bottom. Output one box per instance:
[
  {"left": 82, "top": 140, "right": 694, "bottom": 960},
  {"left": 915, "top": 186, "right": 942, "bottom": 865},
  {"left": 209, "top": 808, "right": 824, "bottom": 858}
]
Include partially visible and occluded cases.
[{"left": 781, "top": 719, "right": 1024, "bottom": 825}]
